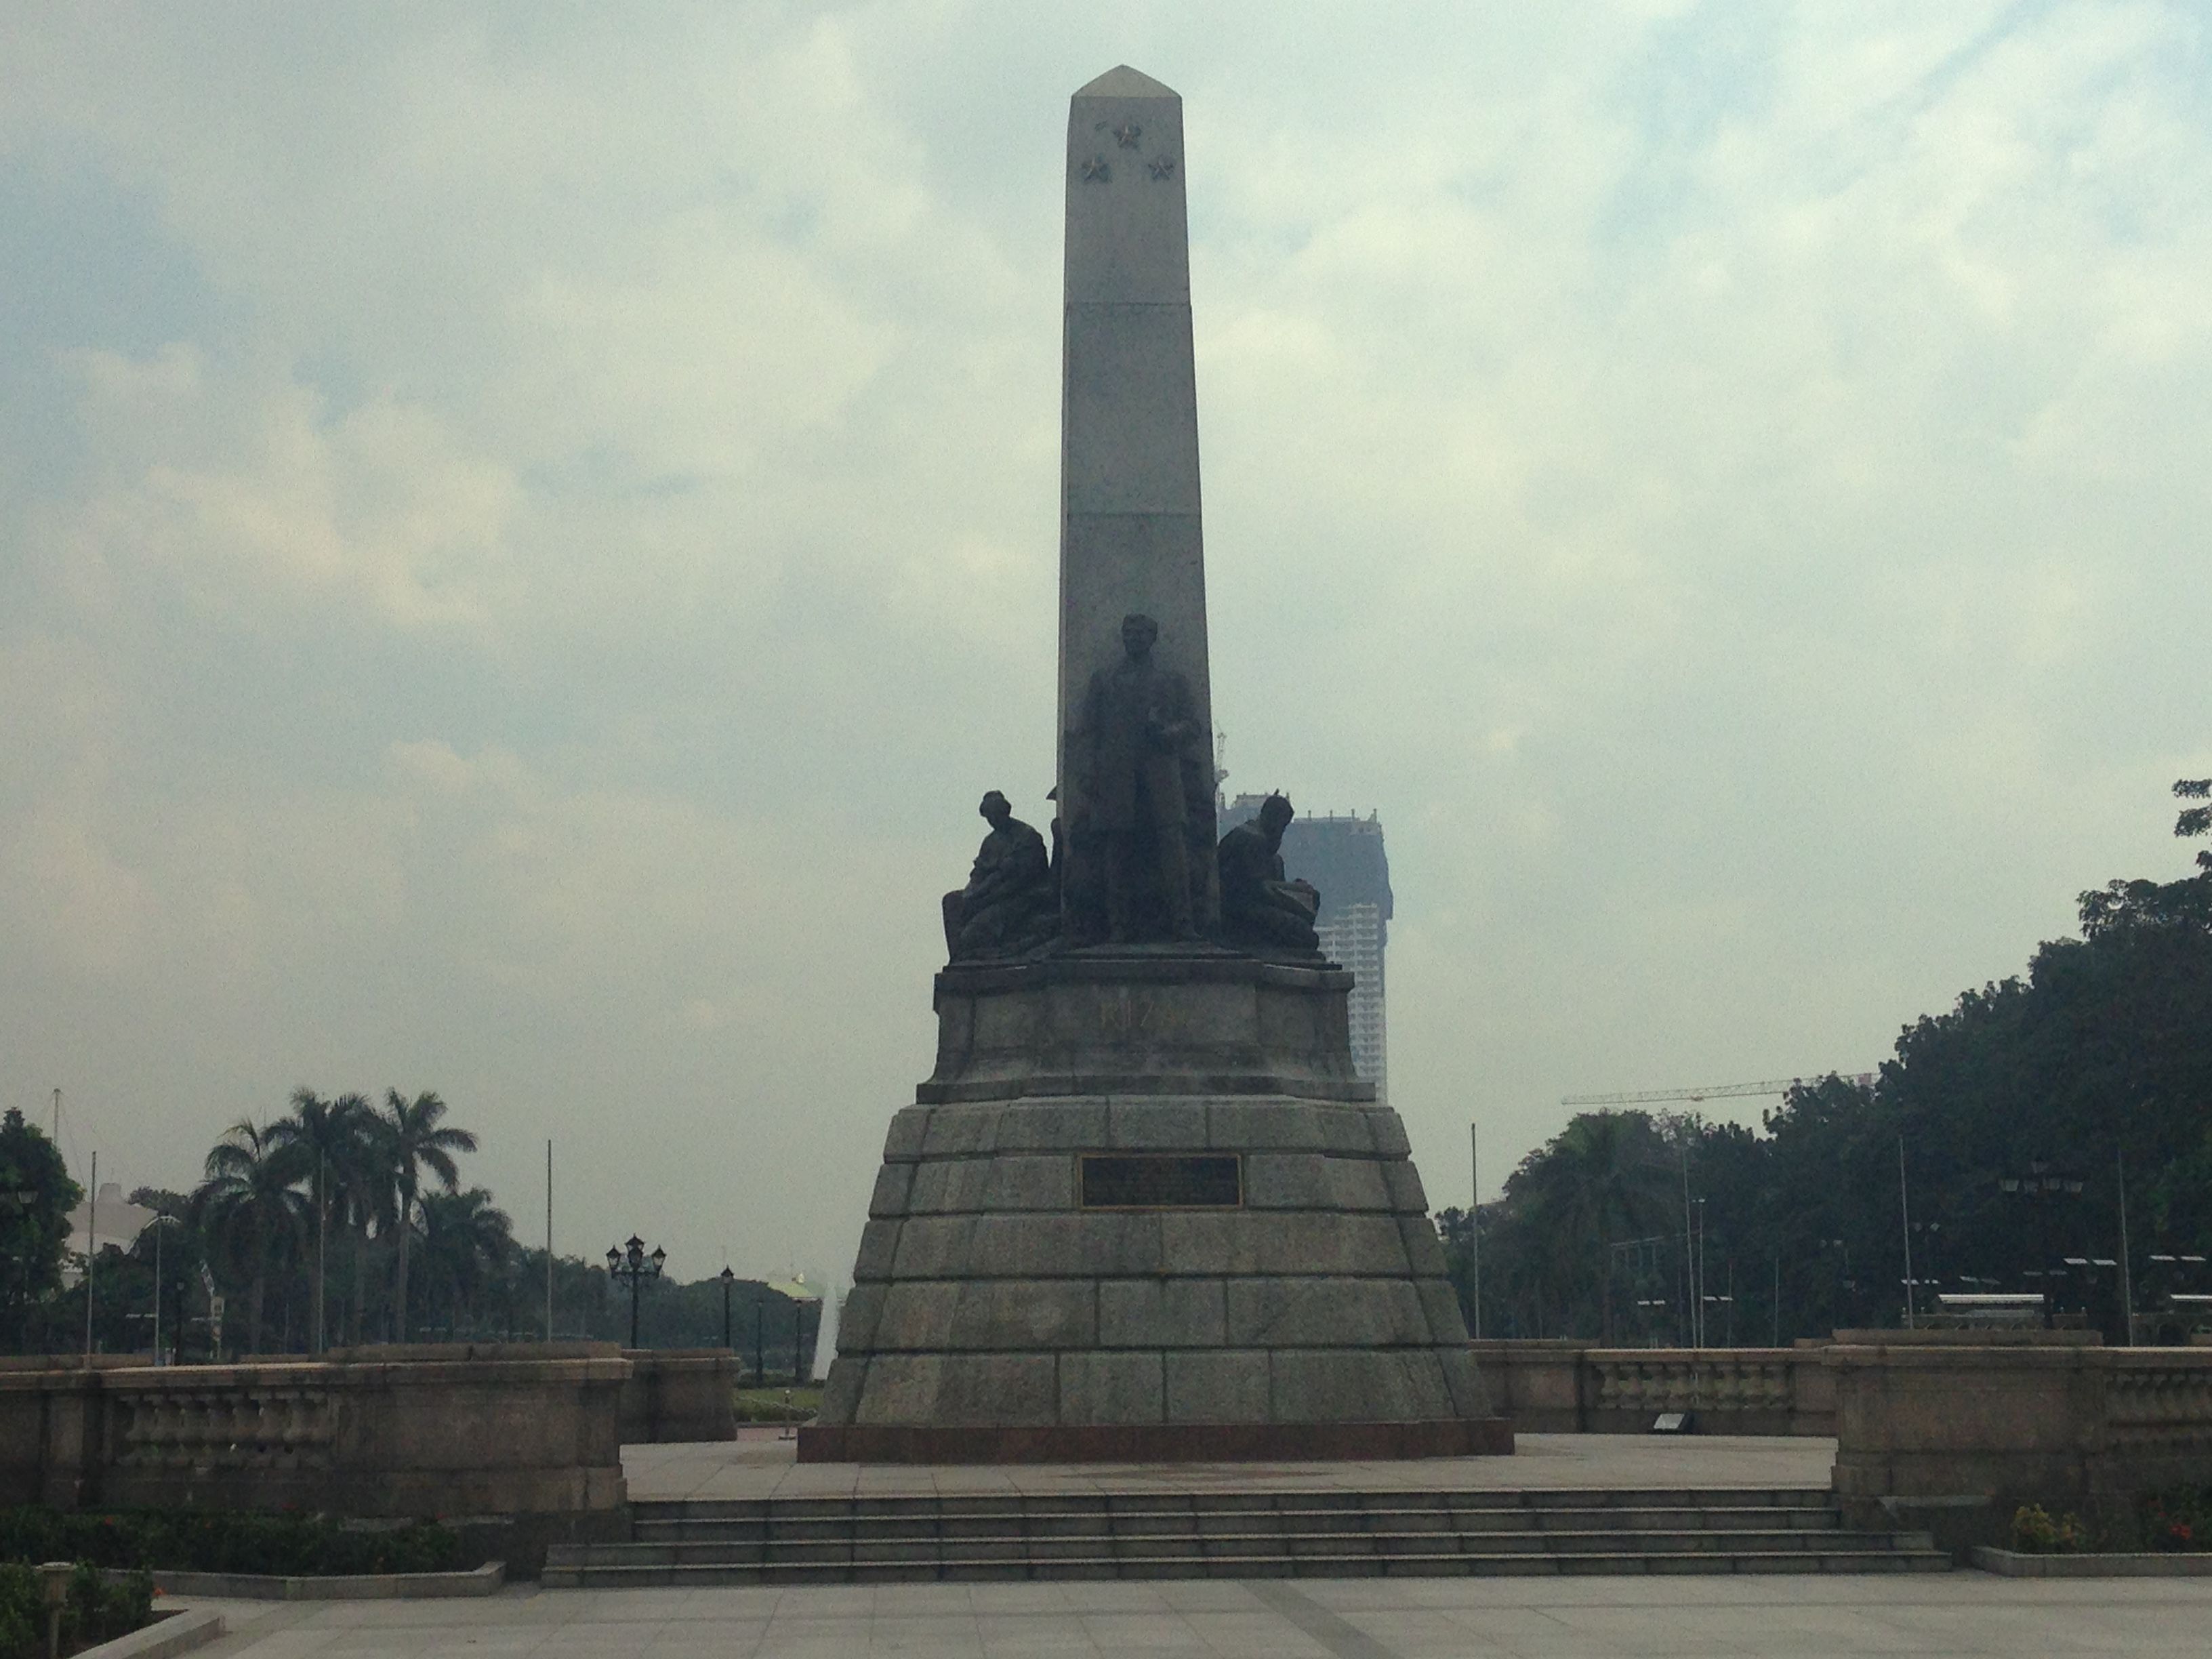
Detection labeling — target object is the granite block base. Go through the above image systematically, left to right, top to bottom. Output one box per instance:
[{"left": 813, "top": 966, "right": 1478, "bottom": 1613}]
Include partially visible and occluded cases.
[
  {"left": 821, "top": 953, "right": 1500, "bottom": 1462},
  {"left": 798, "top": 1417, "right": 1513, "bottom": 1463}
]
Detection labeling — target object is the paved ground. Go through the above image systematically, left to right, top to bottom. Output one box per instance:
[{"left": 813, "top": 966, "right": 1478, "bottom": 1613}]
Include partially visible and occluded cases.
[
  {"left": 622, "top": 1429, "right": 1840, "bottom": 1499},
  {"left": 176, "top": 1574, "right": 2212, "bottom": 1656}
]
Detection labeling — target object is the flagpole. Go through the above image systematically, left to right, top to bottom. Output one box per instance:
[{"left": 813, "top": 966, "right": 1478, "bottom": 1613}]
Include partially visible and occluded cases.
[{"left": 1469, "top": 1122, "right": 1481, "bottom": 1340}]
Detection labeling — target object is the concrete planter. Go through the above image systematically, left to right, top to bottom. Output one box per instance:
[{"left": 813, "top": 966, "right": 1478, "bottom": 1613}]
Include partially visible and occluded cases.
[
  {"left": 1972, "top": 1544, "right": 2212, "bottom": 1576},
  {"left": 144, "top": 1561, "right": 505, "bottom": 1599},
  {"left": 75, "top": 1608, "right": 225, "bottom": 1659}
]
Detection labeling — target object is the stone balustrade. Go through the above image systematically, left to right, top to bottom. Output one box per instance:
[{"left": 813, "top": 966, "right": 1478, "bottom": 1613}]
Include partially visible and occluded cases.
[
  {"left": 1830, "top": 1340, "right": 2212, "bottom": 1551},
  {"left": 1471, "top": 1342, "right": 1835, "bottom": 1435},
  {"left": 0, "top": 1344, "right": 640, "bottom": 1576},
  {"left": 617, "top": 1349, "right": 739, "bottom": 1444},
  {"left": 2102, "top": 1351, "right": 2212, "bottom": 1448},
  {"left": 111, "top": 1375, "right": 338, "bottom": 1471}
]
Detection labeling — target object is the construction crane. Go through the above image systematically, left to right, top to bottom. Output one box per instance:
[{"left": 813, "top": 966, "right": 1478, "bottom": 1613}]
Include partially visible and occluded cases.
[{"left": 1559, "top": 1074, "right": 1872, "bottom": 1108}]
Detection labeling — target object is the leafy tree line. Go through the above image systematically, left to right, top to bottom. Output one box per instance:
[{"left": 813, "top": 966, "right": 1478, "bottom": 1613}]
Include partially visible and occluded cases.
[
  {"left": 1443, "top": 784, "right": 2212, "bottom": 1346},
  {"left": 7, "top": 1087, "right": 818, "bottom": 1366}
]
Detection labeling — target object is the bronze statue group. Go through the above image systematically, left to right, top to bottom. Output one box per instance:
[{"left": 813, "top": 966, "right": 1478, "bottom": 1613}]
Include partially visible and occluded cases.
[{"left": 943, "top": 614, "right": 1321, "bottom": 963}]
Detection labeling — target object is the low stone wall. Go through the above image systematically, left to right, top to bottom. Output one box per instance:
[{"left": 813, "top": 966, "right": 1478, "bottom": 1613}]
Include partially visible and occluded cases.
[
  {"left": 1831, "top": 1341, "right": 2212, "bottom": 1555},
  {"left": 1470, "top": 1342, "right": 1835, "bottom": 1435},
  {"left": 0, "top": 1344, "right": 631, "bottom": 1576},
  {"left": 617, "top": 1349, "right": 738, "bottom": 1443}
]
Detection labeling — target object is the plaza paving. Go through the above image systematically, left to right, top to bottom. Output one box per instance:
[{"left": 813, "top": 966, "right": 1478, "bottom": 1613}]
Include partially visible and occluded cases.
[
  {"left": 163, "top": 1435, "right": 2212, "bottom": 1656},
  {"left": 173, "top": 1573, "right": 2212, "bottom": 1657}
]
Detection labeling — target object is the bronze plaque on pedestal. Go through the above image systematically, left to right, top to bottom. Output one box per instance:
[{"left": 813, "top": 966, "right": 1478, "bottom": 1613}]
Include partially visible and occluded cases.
[{"left": 1078, "top": 1153, "right": 1241, "bottom": 1209}]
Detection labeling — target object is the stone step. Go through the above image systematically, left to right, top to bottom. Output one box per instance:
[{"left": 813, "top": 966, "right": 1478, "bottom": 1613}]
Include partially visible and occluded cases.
[
  {"left": 628, "top": 1486, "right": 1835, "bottom": 1522},
  {"left": 545, "top": 1488, "right": 1945, "bottom": 1585},
  {"left": 633, "top": 1505, "right": 1844, "bottom": 1544},
  {"left": 569, "top": 1525, "right": 1910, "bottom": 1568},
  {"left": 541, "top": 1544, "right": 1949, "bottom": 1588}
]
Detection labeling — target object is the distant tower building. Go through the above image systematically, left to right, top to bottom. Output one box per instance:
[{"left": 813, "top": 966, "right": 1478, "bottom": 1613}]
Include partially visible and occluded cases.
[{"left": 1219, "top": 794, "right": 1393, "bottom": 1100}]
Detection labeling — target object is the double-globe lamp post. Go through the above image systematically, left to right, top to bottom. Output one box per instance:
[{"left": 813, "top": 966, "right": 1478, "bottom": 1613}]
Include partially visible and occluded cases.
[{"left": 607, "top": 1235, "right": 665, "bottom": 1349}]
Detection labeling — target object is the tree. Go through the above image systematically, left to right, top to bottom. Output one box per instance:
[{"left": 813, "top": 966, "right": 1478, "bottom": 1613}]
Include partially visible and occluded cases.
[
  {"left": 2177, "top": 778, "right": 2211, "bottom": 872},
  {"left": 267, "top": 1090, "right": 372, "bottom": 1353},
  {"left": 378, "top": 1090, "right": 476, "bottom": 1343},
  {"left": 0, "top": 1109, "right": 81, "bottom": 1351},
  {"left": 1475, "top": 1111, "right": 1683, "bottom": 1342},
  {"left": 194, "top": 1120, "right": 305, "bottom": 1355},
  {"left": 417, "top": 1188, "right": 513, "bottom": 1336}
]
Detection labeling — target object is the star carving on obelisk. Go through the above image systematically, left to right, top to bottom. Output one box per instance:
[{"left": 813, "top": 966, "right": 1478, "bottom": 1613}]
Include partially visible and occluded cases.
[
  {"left": 1111, "top": 123, "right": 1143, "bottom": 148},
  {"left": 1080, "top": 155, "right": 1111, "bottom": 184},
  {"left": 1147, "top": 155, "right": 1176, "bottom": 182}
]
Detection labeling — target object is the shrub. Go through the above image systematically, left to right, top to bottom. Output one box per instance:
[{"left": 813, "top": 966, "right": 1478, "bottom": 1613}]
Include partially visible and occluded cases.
[
  {"left": 2138, "top": 1486, "right": 2211, "bottom": 1553},
  {"left": 2010, "top": 1504, "right": 2087, "bottom": 1553},
  {"left": 0, "top": 1509, "right": 463, "bottom": 1576},
  {"left": 0, "top": 1561, "right": 151, "bottom": 1659},
  {"left": 66, "top": 1563, "right": 152, "bottom": 1652},
  {"left": 0, "top": 1566, "right": 37, "bottom": 1659}
]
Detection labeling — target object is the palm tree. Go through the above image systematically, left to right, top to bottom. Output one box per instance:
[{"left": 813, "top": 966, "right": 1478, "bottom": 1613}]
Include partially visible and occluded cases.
[
  {"left": 267, "top": 1090, "right": 371, "bottom": 1354},
  {"left": 380, "top": 1090, "right": 477, "bottom": 1342},
  {"left": 340, "top": 1114, "right": 391, "bottom": 1347},
  {"left": 193, "top": 1120, "right": 306, "bottom": 1356},
  {"left": 418, "top": 1189, "right": 514, "bottom": 1335}
]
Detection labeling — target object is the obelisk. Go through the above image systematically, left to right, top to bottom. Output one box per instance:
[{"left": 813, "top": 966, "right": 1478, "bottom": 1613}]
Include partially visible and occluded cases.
[
  {"left": 1056, "top": 66, "right": 1218, "bottom": 929},
  {"left": 802, "top": 69, "right": 1506, "bottom": 1465}
]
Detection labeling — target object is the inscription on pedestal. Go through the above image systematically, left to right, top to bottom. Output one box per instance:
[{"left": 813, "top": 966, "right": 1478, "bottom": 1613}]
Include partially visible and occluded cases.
[
  {"left": 1099, "top": 987, "right": 1184, "bottom": 1039},
  {"left": 1080, "top": 1153, "right": 1241, "bottom": 1209}
]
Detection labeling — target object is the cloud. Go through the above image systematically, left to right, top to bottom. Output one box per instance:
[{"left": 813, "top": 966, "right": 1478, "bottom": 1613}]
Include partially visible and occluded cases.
[
  {"left": 1, "top": 1, "right": 2207, "bottom": 1272},
  {"left": 47, "top": 345, "right": 520, "bottom": 630}
]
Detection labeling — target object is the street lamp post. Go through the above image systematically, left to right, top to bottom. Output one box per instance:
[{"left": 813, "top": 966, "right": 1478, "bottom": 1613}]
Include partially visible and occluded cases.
[
  {"left": 2000, "top": 1164, "right": 2085, "bottom": 1328},
  {"left": 3, "top": 1189, "right": 37, "bottom": 1355},
  {"left": 148, "top": 1213, "right": 184, "bottom": 1366},
  {"left": 1910, "top": 1220, "right": 1944, "bottom": 1319},
  {"left": 605, "top": 1236, "right": 665, "bottom": 1350},
  {"left": 1819, "top": 1238, "right": 1855, "bottom": 1330},
  {"left": 719, "top": 1266, "right": 735, "bottom": 1351}
]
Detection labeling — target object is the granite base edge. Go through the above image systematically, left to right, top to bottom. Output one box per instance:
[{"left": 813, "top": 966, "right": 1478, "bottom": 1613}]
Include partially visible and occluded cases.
[{"left": 795, "top": 1418, "right": 1513, "bottom": 1464}]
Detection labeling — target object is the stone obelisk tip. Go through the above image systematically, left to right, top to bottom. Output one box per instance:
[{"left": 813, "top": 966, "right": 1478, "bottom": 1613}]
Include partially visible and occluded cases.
[
  {"left": 1056, "top": 61, "right": 1214, "bottom": 939},
  {"left": 1073, "top": 65, "right": 1179, "bottom": 101}
]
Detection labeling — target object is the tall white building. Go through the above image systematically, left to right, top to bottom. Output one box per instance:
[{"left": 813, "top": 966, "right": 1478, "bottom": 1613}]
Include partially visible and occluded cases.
[{"left": 1220, "top": 796, "right": 1393, "bottom": 1100}]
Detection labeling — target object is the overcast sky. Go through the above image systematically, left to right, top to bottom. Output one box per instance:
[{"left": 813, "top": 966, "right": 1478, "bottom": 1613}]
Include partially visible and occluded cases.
[{"left": 5, "top": 2, "right": 2207, "bottom": 1289}]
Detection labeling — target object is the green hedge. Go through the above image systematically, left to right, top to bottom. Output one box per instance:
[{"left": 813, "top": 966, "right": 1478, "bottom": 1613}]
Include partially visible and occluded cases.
[
  {"left": 0, "top": 1508, "right": 462, "bottom": 1576},
  {"left": 0, "top": 1561, "right": 152, "bottom": 1659}
]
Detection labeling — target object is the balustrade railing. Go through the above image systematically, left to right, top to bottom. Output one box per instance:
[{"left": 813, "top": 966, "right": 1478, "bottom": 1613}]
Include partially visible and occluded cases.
[
  {"left": 1589, "top": 1353, "right": 1796, "bottom": 1416},
  {"left": 2101, "top": 1355, "right": 2212, "bottom": 1448},
  {"left": 112, "top": 1378, "right": 337, "bottom": 1471}
]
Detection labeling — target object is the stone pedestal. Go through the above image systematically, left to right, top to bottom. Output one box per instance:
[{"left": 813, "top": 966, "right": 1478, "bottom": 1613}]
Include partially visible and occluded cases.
[
  {"left": 924, "top": 949, "right": 1371, "bottom": 1104},
  {"left": 804, "top": 954, "right": 1509, "bottom": 1462}
]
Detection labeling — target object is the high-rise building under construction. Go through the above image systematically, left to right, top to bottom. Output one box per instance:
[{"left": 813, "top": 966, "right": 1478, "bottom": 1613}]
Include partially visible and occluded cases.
[{"left": 1218, "top": 794, "right": 1393, "bottom": 1100}]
